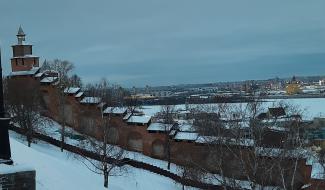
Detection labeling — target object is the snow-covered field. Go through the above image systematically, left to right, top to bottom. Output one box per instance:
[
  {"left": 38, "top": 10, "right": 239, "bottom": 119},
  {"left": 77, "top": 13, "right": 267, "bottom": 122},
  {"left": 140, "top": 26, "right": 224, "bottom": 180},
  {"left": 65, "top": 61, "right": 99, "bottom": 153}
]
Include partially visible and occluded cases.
[{"left": 9, "top": 133, "right": 190, "bottom": 190}]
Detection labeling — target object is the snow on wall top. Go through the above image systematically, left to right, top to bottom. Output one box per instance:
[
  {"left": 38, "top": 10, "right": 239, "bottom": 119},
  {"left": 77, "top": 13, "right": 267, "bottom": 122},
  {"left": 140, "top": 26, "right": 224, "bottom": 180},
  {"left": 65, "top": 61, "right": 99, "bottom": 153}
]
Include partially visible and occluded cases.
[
  {"left": 12, "top": 54, "right": 39, "bottom": 59},
  {"left": 10, "top": 67, "right": 40, "bottom": 76},
  {"left": 34, "top": 72, "right": 43, "bottom": 78},
  {"left": 40, "top": 77, "right": 58, "bottom": 83},
  {"left": 64, "top": 87, "right": 80, "bottom": 94},
  {"left": 75, "top": 92, "right": 84, "bottom": 98},
  {"left": 80, "top": 97, "right": 101, "bottom": 104},
  {"left": 103, "top": 107, "right": 127, "bottom": 114},
  {"left": 123, "top": 113, "right": 132, "bottom": 120},
  {"left": 127, "top": 115, "right": 151, "bottom": 124},
  {"left": 147, "top": 123, "right": 173, "bottom": 131},
  {"left": 174, "top": 132, "right": 199, "bottom": 141},
  {"left": 195, "top": 136, "right": 254, "bottom": 147},
  {"left": 311, "top": 162, "right": 325, "bottom": 180}
]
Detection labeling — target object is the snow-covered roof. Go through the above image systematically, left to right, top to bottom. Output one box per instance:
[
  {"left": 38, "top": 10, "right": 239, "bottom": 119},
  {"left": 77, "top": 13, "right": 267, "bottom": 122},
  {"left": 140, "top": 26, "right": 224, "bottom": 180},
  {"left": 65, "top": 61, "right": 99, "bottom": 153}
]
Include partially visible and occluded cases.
[
  {"left": 12, "top": 55, "right": 39, "bottom": 59},
  {"left": 10, "top": 67, "right": 40, "bottom": 76},
  {"left": 34, "top": 72, "right": 43, "bottom": 78},
  {"left": 40, "top": 77, "right": 58, "bottom": 83},
  {"left": 64, "top": 87, "right": 80, "bottom": 94},
  {"left": 75, "top": 92, "right": 84, "bottom": 98},
  {"left": 80, "top": 97, "right": 101, "bottom": 104},
  {"left": 103, "top": 107, "right": 127, "bottom": 114},
  {"left": 123, "top": 113, "right": 132, "bottom": 120},
  {"left": 127, "top": 115, "right": 151, "bottom": 124},
  {"left": 261, "top": 117, "right": 292, "bottom": 123},
  {"left": 147, "top": 123, "right": 173, "bottom": 132},
  {"left": 267, "top": 125, "right": 289, "bottom": 132},
  {"left": 169, "top": 130, "right": 177, "bottom": 136},
  {"left": 174, "top": 132, "right": 199, "bottom": 141},
  {"left": 195, "top": 136, "right": 254, "bottom": 147},
  {"left": 311, "top": 162, "right": 325, "bottom": 179}
]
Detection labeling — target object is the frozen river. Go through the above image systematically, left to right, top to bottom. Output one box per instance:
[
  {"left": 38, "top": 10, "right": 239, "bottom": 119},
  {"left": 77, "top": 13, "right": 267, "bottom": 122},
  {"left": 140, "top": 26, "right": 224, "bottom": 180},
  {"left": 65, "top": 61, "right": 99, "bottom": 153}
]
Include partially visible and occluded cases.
[{"left": 140, "top": 98, "right": 325, "bottom": 120}]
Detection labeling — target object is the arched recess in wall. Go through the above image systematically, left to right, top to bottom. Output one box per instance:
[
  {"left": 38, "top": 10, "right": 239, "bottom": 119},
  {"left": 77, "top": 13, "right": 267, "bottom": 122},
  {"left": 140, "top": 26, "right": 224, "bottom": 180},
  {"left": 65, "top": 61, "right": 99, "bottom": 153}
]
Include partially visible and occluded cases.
[
  {"left": 42, "top": 91, "right": 50, "bottom": 109},
  {"left": 64, "top": 102, "right": 74, "bottom": 126},
  {"left": 79, "top": 116, "right": 97, "bottom": 137},
  {"left": 106, "top": 127, "right": 119, "bottom": 144},
  {"left": 127, "top": 132, "right": 143, "bottom": 152},
  {"left": 151, "top": 139, "right": 165, "bottom": 158}
]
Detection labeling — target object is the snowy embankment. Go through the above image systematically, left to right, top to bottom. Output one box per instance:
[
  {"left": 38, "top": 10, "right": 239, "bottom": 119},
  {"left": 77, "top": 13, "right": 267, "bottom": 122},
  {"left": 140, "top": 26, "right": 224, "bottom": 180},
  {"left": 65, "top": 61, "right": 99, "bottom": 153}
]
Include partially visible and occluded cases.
[
  {"left": 8, "top": 98, "right": 324, "bottom": 189},
  {"left": 20, "top": 119, "right": 284, "bottom": 189},
  {"left": 41, "top": 120, "right": 180, "bottom": 174},
  {"left": 9, "top": 132, "right": 188, "bottom": 190}
]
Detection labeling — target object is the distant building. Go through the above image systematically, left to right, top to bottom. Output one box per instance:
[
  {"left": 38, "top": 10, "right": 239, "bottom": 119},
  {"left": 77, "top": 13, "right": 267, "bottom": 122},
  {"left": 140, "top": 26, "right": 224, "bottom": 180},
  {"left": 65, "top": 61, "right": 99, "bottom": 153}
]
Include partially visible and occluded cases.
[
  {"left": 286, "top": 76, "right": 302, "bottom": 95},
  {"left": 319, "top": 79, "right": 325, "bottom": 86}
]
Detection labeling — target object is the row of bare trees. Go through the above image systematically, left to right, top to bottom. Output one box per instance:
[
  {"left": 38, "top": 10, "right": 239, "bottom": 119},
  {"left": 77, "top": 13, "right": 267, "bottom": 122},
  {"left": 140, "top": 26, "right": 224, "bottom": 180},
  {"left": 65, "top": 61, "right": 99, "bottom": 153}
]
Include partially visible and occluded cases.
[
  {"left": 4, "top": 59, "right": 82, "bottom": 149},
  {"left": 42, "top": 59, "right": 81, "bottom": 152},
  {"left": 5, "top": 78, "right": 49, "bottom": 147},
  {"left": 155, "top": 99, "right": 310, "bottom": 190}
]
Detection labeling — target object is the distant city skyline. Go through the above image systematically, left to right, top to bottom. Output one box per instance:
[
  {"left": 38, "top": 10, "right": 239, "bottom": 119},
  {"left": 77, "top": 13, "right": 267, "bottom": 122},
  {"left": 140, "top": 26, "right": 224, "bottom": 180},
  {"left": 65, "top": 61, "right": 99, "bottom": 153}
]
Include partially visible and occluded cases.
[{"left": 1, "top": 0, "right": 325, "bottom": 87}]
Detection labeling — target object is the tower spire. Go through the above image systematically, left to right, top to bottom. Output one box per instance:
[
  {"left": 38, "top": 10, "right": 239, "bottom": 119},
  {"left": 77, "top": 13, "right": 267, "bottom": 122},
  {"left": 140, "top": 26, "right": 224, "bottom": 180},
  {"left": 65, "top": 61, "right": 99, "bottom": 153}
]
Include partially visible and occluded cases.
[{"left": 17, "top": 25, "right": 26, "bottom": 45}]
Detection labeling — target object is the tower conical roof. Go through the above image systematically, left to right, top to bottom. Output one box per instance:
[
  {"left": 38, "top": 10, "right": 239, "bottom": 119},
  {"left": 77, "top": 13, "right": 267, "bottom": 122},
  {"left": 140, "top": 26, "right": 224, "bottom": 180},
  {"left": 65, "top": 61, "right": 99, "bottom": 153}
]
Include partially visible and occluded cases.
[{"left": 17, "top": 26, "right": 25, "bottom": 36}]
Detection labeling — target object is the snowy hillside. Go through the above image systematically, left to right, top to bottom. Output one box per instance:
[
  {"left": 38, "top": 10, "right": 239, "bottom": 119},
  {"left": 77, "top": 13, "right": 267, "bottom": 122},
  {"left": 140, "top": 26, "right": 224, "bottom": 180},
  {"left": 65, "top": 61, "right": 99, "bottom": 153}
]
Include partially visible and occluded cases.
[{"left": 9, "top": 134, "right": 188, "bottom": 190}]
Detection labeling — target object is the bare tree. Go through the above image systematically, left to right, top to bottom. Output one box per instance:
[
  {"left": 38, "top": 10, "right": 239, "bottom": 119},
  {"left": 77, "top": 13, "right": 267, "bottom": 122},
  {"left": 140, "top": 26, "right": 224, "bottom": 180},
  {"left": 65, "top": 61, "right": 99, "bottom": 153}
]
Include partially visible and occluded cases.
[
  {"left": 42, "top": 59, "right": 75, "bottom": 152},
  {"left": 69, "top": 74, "right": 83, "bottom": 88},
  {"left": 5, "top": 78, "right": 50, "bottom": 147},
  {"left": 78, "top": 79, "right": 126, "bottom": 188},
  {"left": 124, "top": 93, "right": 141, "bottom": 115},
  {"left": 186, "top": 99, "right": 308, "bottom": 190},
  {"left": 159, "top": 104, "right": 175, "bottom": 170},
  {"left": 176, "top": 159, "right": 205, "bottom": 190}
]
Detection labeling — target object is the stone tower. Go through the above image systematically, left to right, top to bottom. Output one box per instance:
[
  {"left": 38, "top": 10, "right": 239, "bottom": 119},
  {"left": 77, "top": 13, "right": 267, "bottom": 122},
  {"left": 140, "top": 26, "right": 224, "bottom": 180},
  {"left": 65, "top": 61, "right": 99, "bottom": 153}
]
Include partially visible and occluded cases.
[{"left": 10, "top": 26, "right": 39, "bottom": 72}]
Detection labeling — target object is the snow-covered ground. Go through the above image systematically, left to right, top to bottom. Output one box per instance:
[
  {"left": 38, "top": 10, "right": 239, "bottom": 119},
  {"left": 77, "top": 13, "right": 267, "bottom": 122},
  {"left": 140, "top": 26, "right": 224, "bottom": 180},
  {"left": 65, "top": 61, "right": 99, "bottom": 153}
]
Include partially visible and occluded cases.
[
  {"left": 7, "top": 98, "right": 325, "bottom": 189},
  {"left": 38, "top": 120, "right": 180, "bottom": 174},
  {"left": 9, "top": 132, "right": 283, "bottom": 190},
  {"left": 9, "top": 133, "right": 190, "bottom": 190}
]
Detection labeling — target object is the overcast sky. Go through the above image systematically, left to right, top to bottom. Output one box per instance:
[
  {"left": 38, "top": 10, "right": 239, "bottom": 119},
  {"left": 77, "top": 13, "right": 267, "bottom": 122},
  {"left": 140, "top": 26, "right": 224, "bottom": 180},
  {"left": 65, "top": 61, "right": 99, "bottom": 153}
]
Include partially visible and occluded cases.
[{"left": 1, "top": 1, "right": 325, "bottom": 87}]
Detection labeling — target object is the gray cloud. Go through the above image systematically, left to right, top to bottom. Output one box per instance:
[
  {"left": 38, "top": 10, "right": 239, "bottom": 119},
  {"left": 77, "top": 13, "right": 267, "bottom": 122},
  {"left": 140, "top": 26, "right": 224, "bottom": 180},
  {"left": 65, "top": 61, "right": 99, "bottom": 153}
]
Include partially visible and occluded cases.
[{"left": 1, "top": 0, "right": 325, "bottom": 87}]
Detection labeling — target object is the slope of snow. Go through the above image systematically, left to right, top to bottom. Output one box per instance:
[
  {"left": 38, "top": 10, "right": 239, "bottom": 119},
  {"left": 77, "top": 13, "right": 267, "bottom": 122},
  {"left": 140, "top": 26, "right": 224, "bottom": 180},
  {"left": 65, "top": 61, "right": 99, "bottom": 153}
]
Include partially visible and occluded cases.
[{"left": 9, "top": 135, "right": 188, "bottom": 190}]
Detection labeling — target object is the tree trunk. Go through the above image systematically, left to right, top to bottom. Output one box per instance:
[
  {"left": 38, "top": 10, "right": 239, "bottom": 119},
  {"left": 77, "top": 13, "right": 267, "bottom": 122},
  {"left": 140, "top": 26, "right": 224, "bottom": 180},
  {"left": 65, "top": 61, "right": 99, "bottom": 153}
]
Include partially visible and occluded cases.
[
  {"left": 60, "top": 124, "right": 65, "bottom": 152},
  {"left": 26, "top": 125, "right": 32, "bottom": 147},
  {"left": 166, "top": 136, "right": 171, "bottom": 170},
  {"left": 27, "top": 137, "right": 31, "bottom": 147},
  {"left": 167, "top": 155, "right": 171, "bottom": 170},
  {"left": 104, "top": 170, "right": 109, "bottom": 188}
]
